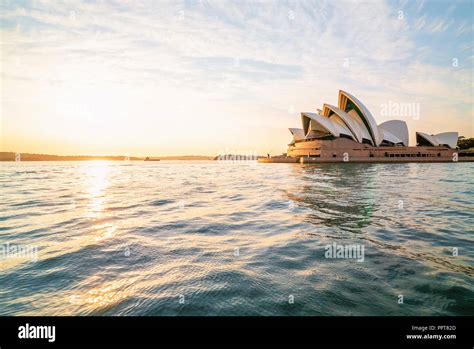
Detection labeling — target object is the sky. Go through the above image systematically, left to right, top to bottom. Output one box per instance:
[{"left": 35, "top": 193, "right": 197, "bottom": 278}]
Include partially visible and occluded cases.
[{"left": 1, "top": 0, "right": 473, "bottom": 156}]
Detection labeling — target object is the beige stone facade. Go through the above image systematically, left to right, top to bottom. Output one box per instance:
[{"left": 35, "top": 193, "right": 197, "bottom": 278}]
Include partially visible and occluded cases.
[{"left": 287, "top": 138, "right": 456, "bottom": 162}]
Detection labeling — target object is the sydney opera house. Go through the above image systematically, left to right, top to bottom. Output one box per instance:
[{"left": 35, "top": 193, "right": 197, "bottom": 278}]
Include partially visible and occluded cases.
[{"left": 261, "top": 90, "right": 461, "bottom": 163}]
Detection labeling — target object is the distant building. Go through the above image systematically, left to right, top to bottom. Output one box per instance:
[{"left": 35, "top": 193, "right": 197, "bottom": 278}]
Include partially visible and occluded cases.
[{"left": 262, "top": 90, "right": 464, "bottom": 163}]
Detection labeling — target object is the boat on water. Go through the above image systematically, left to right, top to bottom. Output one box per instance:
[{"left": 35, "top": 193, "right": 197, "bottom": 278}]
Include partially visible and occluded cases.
[{"left": 260, "top": 90, "right": 474, "bottom": 164}]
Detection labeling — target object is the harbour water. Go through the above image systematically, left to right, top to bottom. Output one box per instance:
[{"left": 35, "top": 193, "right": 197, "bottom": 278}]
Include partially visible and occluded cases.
[{"left": 0, "top": 161, "right": 473, "bottom": 315}]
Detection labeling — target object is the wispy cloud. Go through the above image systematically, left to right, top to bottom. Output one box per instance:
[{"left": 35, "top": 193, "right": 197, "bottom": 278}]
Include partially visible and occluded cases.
[
  {"left": 425, "top": 18, "right": 452, "bottom": 33},
  {"left": 456, "top": 21, "right": 473, "bottom": 37}
]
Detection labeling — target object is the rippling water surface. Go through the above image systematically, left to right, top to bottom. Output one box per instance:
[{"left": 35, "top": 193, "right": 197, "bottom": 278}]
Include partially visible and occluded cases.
[{"left": 0, "top": 161, "right": 473, "bottom": 316}]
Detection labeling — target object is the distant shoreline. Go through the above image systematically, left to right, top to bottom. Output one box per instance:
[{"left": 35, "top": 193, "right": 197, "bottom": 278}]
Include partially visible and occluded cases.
[{"left": 0, "top": 152, "right": 215, "bottom": 161}]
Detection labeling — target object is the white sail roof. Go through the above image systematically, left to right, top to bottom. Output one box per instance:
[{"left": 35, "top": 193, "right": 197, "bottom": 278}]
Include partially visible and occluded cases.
[
  {"left": 338, "top": 90, "right": 382, "bottom": 146},
  {"left": 323, "top": 104, "right": 368, "bottom": 143},
  {"left": 346, "top": 109, "right": 374, "bottom": 144},
  {"left": 301, "top": 112, "right": 353, "bottom": 139},
  {"left": 379, "top": 120, "right": 409, "bottom": 146},
  {"left": 288, "top": 128, "right": 305, "bottom": 141},
  {"left": 380, "top": 128, "right": 403, "bottom": 145},
  {"left": 417, "top": 131, "right": 458, "bottom": 149},
  {"left": 416, "top": 132, "right": 438, "bottom": 147},
  {"left": 434, "top": 132, "right": 458, "bottom": 149}
]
